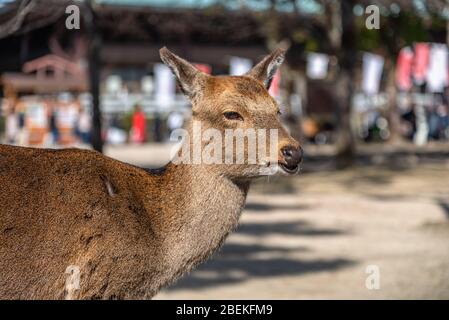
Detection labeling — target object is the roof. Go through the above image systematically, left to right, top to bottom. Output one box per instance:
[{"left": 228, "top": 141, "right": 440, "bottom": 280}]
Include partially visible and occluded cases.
[
  {"left": 0, "top": 0, "right": 321, "bottom": 42},
  {"left": 22, "top": 54, "right": 85, "bottom": 76},
  {"left": 1, "top": 73, "right": 87, "bottom": 93}
]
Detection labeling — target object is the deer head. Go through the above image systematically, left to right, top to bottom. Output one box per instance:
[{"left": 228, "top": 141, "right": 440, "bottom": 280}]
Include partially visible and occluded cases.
[{"left": 160, "top": 47, "right": 303, "bottom": 180}]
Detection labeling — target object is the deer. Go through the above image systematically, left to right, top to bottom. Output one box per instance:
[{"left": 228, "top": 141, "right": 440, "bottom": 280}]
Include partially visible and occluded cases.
[{"left": 0, "top": 47, "right": 303, "bottom": 299}]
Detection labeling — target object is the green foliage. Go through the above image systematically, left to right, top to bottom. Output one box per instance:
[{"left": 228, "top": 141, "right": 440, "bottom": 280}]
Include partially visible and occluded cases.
[
  {"left": 355, "top": 9, "right": 447, "bottom": 57},
  {"left": 393, "top": 12, "right": 429, "bottom": 46},
  {"left": 356, "top": 17, "right": 382, "bottom": 52},
  {"left": 304, "top": 37, "right": 319, "bottom": 52},
  {"left": 121, "top": 111, "right": 133, "bottom": 133}
]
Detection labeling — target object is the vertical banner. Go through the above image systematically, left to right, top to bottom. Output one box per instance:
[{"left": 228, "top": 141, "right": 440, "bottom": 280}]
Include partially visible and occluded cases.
[
  {"left": 412, "top": 43, "right": 430, "bottom": 85},
  {"left": 426, "top": 44, "right": 448, "bottom": 93},
  {"left": 396, "top": 47, "right": 413, "bottom": 91},
  {"left": 306, "top": 53, "right": 329, "bottom": 80},
  {"left": 362, "top": 53, "right": 384, "bottom": 95},
  {"left": 229, "top": 57, "right": 252, "bottom": 76},
  {"left": 154, "top": 63, "right": 176, "bottom": 105},
  {"left": 105, "top": 75, "right": 122, "bottom": 93},
  {"left": 141, "top": 76, "right": 154, "bottom": 95},
  {"left": 26, "top": 99, "right": 49, "bottom": 145},
  {"left": 27, "top": 101, "right": 48, "bottom": 129}
]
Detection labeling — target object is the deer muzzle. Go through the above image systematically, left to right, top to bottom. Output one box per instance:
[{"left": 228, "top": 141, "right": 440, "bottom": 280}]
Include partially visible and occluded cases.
[{"left": 279, "top": 145, "right": 303, "bottom": 174}]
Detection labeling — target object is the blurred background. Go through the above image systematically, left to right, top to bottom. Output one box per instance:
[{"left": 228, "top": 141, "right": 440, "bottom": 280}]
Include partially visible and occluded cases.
[{"left": 0, "top": 0, "right": 448, "bottom": 299}]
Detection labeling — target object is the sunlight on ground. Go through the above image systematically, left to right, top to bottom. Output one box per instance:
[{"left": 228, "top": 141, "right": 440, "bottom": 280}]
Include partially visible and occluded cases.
[{"left": 156, "top": 164, "right": 449, "bottom": 299}]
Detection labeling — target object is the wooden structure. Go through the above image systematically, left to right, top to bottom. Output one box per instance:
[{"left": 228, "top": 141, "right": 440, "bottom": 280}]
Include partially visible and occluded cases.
[{"left": 1, "top": 54, "right": 86, "bottom": 145}]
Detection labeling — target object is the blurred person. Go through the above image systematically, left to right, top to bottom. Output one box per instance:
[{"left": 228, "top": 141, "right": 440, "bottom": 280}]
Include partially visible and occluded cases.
[
  {"left": 56, "top": 93, "right": 79, "bottom": 145},
  {"left": 25, "top": 98, "right": 49, "bottom": 146},
  {"left": 1, "top": 99, "right": 14, "bottom": 143},
  {"left": 16, "top": 100, "right": 27, "bottom": 146},
  {"left": 17, "top": 103, "right": 25, "bottom": 131},
  {"left": 414, "top": 104, "right": 429, "bottom": 146},
  {"left": 436, "top": 104, "right": 449, "bottom": 139},
  {"left": 130, "top": 105, "right": 146, "bottom": 143},
  {"left": 49, "top": 106, "right": 59, "bottom": 145},
  {"left": 5, "top": 107, "right": 18, "bottom": 144},
  {"left": 77, "top": 107, "right": 92, "bottom": 144},
  {"left": 401, "top": 108, "right": 416, "bottom": 140},
  {"left": 429, "top": 108, "right": 440, "bottom": 140},
  {"left": 154, "top": 113, "right": 162, "bottom": 143},
  {"left": 106, "top": 115, "right": 127, "bottom": 145},
  {"left": 110, "top": 115, "right": 122, "bottom": 130},
  {"left": 302, "top": 117, "right": 319, "bottom": 143},
  {"left": 106, "top": 127, "right": 127, "bottom": 145}
]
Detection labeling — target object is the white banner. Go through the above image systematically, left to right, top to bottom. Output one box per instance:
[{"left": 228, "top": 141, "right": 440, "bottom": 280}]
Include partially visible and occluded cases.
[
  {"left": 426, "top": 44, "right": 448, "bottom": 93},
  {"left": 307, "top": 53, "right": 329, "bottom": 80},
  {"left": 362, "top": 53, "right": 384, "bottom": 95},
  {"left": 229, "top": 57, "right": 252, "bottom": 76},
  {"left": 154, "top": 63, "right": 176, "bottom": 105}
]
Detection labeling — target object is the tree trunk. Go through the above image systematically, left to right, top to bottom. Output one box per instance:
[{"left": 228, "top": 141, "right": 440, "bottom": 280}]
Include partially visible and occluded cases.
[
  {"left": 85, "top": 0, "right": 103, "bottom": 153},
  {"left": 334, "top": 0, "right": 356, "bottom": 169},
  {"left": 447, "top": 1, "right": 449, "bottom": 47},
  {"left": 385, "top": 59, "right": 402, "bottom": 144},
  {"left": 281, "top": 67, "right": 304, "bottom": 142},
  {"left": 335, "top": 71, "right": 355, "bottom": 169}
]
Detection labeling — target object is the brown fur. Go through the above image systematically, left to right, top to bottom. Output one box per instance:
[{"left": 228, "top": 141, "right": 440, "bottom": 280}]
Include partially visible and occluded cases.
[{"left": 0, "top": 48, "right": 300, "bottom": 299}]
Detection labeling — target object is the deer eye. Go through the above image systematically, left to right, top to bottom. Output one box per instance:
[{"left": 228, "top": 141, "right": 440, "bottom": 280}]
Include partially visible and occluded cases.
[{"left": 223, "top": 111, "right": 243, "bottom": 121}]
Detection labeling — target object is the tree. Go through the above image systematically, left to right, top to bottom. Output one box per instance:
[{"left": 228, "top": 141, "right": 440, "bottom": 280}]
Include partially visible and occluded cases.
[
  {"left": 83, "top": 0, "right": 103, "bottom": 153},
  {"left": 331, "top": 0, "right": 357, "bottom": 169}
]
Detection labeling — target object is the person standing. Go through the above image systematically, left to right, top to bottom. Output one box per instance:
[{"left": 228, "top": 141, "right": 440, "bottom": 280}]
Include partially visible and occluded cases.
[
  {"left": 130, "top": 105, "right": 146, "bottom": 144},
  {"left": 5, "top": 106, "right": 18, "bottom": 144},
  {"left": 49, "top": 106, "right": 59, "bottom": 145},
  {"left": 77, "top": 107, "right": 92, "bottom": 144}
]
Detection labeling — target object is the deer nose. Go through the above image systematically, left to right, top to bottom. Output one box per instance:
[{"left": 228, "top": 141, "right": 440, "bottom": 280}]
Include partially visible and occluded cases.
[{"left": 281, "top": 145, "right": 303, "bottom": 168}]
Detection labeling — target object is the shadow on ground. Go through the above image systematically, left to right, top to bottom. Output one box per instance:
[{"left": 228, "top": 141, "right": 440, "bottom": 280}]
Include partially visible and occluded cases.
[
  {"left": 437, "top": 199, "right": 449, "bottom": 219},
  {"left": 245, "top": 202, "right": 310, "bottom": 212},
  {"left": 166, "top": 207, "right": 355, "bottom": 291},
  {"left": 236, "top": 220, "right": 345, "bottom": 237}
]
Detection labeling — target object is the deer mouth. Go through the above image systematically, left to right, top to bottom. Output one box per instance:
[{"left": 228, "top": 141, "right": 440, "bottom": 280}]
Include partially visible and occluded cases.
[{"left": 279, "top": 163, "right": 300, "bottom": 175}]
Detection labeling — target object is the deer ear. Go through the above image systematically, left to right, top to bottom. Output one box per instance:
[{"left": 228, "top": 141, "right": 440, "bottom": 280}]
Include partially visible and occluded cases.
[
  {"left": 159, "top": 47, "right": 206, "bottom": 99},
  {"left": 245, "top": 48, "right": 286, "bottom": 89}
]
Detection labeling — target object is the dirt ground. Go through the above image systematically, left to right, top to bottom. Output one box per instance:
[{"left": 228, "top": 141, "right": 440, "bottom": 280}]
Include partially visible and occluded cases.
[
  {"left": 106, "top": 144, "right": 449, "bottom": 299},
  {"left": 155, "top": 164, "right": 449, "bottom": 299}
]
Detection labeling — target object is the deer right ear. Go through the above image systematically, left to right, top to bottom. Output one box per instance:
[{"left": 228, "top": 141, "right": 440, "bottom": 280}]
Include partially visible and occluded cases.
[{"left": 159, "top": 47, "right": 207, "bottom": 100}]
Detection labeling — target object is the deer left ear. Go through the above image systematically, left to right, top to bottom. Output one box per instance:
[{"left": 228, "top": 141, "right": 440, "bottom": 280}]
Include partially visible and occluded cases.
[
  {"left": 159, "top": 47, "right": 207, "bottom": 100},
  {"left": 245, "top": 48, "right": 286, "bottom": 89}
]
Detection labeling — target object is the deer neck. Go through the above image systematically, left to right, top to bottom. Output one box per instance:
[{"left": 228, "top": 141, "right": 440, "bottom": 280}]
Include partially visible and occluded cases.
[
  {"left": 140, "top": 118, "right": 251, "bottom": 282},
  {"left": 152, "top": 161, "right": 250, "bottom": 278}
]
